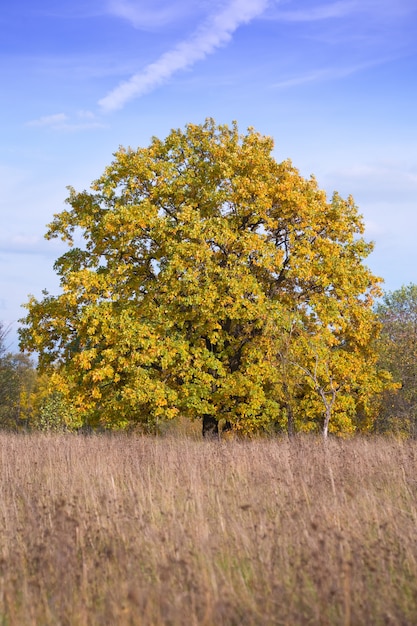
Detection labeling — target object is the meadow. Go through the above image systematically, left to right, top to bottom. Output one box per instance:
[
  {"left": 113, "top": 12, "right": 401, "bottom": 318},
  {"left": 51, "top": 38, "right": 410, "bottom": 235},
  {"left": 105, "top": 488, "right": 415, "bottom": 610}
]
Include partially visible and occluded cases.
[{"left": 1, "top": 431, "right": 416, "bottom": 625}]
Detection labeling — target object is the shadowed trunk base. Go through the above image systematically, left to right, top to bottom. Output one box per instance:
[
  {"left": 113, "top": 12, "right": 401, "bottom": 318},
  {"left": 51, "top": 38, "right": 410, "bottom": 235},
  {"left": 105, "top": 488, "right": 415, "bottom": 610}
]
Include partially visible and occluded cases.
[
  {"left": 202, "top": 414, "right": 219, "bottom": 438},
  {"left": 202, "top": 415, "right": 232, "bottom": 439}
]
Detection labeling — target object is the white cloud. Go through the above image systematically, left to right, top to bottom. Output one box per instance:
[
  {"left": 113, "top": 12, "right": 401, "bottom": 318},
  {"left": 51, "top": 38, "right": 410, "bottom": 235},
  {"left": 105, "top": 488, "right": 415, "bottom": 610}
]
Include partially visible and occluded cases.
[
  {"left": 99, "top": 0, "right": 270, "bottom": 112},
  {"left": 105, "top": 0, "right": 205, "bottom": 30},
  {"left": 269, "top": 0, "right": 417, "bottom": 23},
  {"left": 272, "top": 0, "right": 357, "bottom": 22},
  {"left": 271, "top": 57, "right": 393, "bottom": 89},
  {"left": 272, "top": 68, "right": 335, "bottom": 88},
  {"left": 77, "top": 109, "right": 97, "bottom": 120},
  {"left": 26, "top": 111, "right": 106, "bottom": 132},
  {"left": 27, "top": 113, "right": 69, "bottom": 128},
  {"left": 333, "top": 163, "right": 417, "bottom": 201},
  {"left": 0, "top": 233, "right": 66, "bottom": 256},
  {"left": 0, "top": 235, "right": 41, "bottom": 251}
]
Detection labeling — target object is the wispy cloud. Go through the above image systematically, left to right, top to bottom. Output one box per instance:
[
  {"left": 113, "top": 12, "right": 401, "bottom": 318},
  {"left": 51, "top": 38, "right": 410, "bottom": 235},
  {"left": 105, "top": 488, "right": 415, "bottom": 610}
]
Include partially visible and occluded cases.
[
  {"left": 99, "top": 0, "right": 270, "bottom": 113},
  {"left": 105, "top": 0, "right": 203, "bottom": 30},
  {"left": 269, "top": 0, "right": 417, "bottom": 23},
  {"left": 272, "top": 0, "right": 357, "bottom": 22},
  {"left": 271, "top": 58, "right": 385, "bottom": 88},
  {"left": 272, "top": 68, "right": 336, "bottom": 89},
  {"left": 26, "top": 111, "right": 105, "bottom": 131},
  {"left": 27, "top": 113, "right": 69, "bottom": 128},
  {"left": 331, "top": 162, "right": 417, "bottom": 201},
  {"left": 0, "top": 233, "right": 66, "bottom": 257}
]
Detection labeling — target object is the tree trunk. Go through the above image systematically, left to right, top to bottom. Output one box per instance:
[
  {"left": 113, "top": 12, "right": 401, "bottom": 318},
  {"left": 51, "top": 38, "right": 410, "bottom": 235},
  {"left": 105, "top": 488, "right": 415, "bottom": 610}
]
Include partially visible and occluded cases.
[
  {"left": 282, "top": 382, "right": 295, "bottom": 438},
  {"left": 286, "top": 403, "right": 295, "bottom": 438},
  {"left": 322, "top": 406, "right": 331, "bottom": 438},
  {"left": 202, "top": 414, "right": 219, "bottom": 438}
]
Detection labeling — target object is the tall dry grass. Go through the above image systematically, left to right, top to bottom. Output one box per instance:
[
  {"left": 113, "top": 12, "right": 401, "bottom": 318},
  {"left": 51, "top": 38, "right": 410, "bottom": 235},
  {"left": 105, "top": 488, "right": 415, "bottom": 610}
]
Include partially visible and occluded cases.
[{"left": 1, "top": 433, "right": 417, "bottom": 625}]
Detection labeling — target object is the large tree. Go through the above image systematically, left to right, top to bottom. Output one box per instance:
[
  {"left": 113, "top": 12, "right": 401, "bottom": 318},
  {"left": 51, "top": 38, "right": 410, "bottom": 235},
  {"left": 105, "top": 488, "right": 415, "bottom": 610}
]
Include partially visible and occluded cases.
[{"left": 19, "top": 119, "right": 386, "bottom": 436}]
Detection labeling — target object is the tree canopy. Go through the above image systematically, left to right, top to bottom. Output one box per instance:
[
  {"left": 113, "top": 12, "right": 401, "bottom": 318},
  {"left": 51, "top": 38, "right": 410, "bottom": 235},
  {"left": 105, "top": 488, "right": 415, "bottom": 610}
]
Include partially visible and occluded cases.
[{"left": 19, "top": 119, "right": 387, "bottom": 435}]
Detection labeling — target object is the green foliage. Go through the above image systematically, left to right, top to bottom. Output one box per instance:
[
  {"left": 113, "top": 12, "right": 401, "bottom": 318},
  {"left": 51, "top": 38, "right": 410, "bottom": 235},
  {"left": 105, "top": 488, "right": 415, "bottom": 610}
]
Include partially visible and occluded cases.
[
  {"left": 19, "top": 119, "right": 387, "bottom": 435},
  {"left": 374, "top": 284, "right": 417, "bottom": 435},
  {"left": 0, "top": 322, "right": 36, "bottom": 430},
  {"left": 33, "top": 390, "right": 79, "bottom": 432}
]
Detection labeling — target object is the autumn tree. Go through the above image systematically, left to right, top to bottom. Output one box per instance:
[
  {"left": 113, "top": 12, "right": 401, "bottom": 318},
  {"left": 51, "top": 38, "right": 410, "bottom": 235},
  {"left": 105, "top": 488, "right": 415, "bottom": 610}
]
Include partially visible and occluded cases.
[
  {"left": 19, "top": 119, "right": 386, "bottom": 436},
  {"left": 374, "top": 284, "right": 417, "bottom": 435}
]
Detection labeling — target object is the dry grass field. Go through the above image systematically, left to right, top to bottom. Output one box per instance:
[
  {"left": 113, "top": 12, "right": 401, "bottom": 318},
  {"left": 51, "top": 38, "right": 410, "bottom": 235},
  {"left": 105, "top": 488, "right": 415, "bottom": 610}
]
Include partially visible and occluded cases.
[{"left": 1, "top": 432, "right": 417, "bottom": 625}]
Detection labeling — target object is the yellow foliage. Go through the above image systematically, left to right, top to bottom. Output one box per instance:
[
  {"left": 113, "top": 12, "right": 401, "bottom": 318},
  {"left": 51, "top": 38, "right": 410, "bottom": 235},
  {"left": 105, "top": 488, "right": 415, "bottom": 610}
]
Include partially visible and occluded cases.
[{"left": 19, "top": 119, "right": 388, "bottom": 435}]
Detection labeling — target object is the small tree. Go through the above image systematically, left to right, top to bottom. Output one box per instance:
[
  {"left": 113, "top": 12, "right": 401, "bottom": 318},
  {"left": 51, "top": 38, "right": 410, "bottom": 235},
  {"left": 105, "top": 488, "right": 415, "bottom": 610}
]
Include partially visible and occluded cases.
[
  {"left": 19, "top": 119, "right": 386, "bottom": 435},
  {"left": 375, "top": 284, "right": 417, "bottom": 435},
  {"left": 277, "top": 310, "right": 386, "bottom": 437},
  {"left": 0, "top": 321, "right": 9, "bottom": 357},
  {"left": 0, "top": 323, "right": 36, "bottom": 430},
  {"left": 27, "top": 371, "right": 83, "bottom": 432}
]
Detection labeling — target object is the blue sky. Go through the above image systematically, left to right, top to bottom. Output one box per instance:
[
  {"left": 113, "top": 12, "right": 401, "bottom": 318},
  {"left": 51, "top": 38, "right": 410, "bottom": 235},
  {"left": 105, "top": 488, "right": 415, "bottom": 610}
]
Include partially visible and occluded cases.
[{"left": 1, "top": 0, "right": 417, "bottom": 348}]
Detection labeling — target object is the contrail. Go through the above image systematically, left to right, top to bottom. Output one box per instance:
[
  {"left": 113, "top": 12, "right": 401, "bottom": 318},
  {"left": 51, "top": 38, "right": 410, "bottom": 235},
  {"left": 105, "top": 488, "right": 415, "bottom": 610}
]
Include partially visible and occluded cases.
[{"left": 98, "top": 0, "right": 270, "bottom": 113}]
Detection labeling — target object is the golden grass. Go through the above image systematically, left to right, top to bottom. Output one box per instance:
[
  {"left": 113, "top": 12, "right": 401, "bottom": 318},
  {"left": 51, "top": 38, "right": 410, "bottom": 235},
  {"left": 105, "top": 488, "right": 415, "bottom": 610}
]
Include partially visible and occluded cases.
[{"left": 1, "top": 433, "right": 417, "bottom": 625}]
